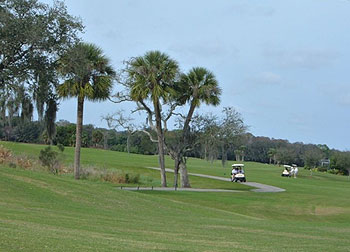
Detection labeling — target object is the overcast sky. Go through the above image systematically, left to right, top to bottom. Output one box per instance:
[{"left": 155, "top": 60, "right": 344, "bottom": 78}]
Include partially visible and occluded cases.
[{"left": 48, "top": 0, "right": 350, "bottom": 150}]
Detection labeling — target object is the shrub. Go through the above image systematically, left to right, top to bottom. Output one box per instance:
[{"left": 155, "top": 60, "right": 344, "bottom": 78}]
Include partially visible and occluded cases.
[
  {"left": 13, "top": 121, "right": 43, "bottom": 143},
  {"left": 57, "top": 144, "right": 65, "bottom": 152},
  {"left": 110, "top": 144, "right": 125, "bottom": 152},
  {"left": 0, "top": 145, "right": 12, "bottom": 164},
  {"left": 0, "top": 145, "right": 40, "bottom": 171},
  {"left": 39, "top": 146, "right": 62, "bottom": 174},
  {"left": 16, "top": 156, "right": 33, "bottom": 169},
  {"left": 8, "top": 162, "right": 16, "bottom": 168},
  {"left": 80, "top": 166, "right": 140, "bottom": 184},
  {"left": 317, "top": 166, "right": 328, "bottom": 172},
  {"left": 328, "top": 169, "right": 340, "bottom": 175},
  {"left": 126, "top": 173, "right": 140, "bottom": 184}
]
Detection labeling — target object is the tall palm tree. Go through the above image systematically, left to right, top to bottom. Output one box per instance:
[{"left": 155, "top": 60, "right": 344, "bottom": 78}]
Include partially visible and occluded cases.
[
  {"left": 58, "top": 42, "right": 115, "bottom": 179},
  {"left": 126, "top": 51, "right": 179, "bottom": 187},
  {"left": 172, "top": 67, "right": 221, "bottom": 187},
  {"left": 44, "top": 96, "right": 58, "bottom": 145},
  {"left": 268, "top": 148, "right": 277, "bottom": 164}
]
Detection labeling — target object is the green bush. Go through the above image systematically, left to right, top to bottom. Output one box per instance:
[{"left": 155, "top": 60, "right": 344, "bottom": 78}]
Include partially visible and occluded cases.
[
  {"left": 57, "top": 144, "right": 65, "bottom": 152},
  {"left": 110, "top": 144, "right": 125, "bottom": 152},
  {"left": 39, "top": 146, "right": 62, "bottom": 174},
  {"left": 317, "top": 166, "right": 328, "bottom": 172},
  {"left": 328, "top": 169, "right": 340, "bottom": 175},
  {"left": 126, "top": 173, "right": 140, "bottom": 184}
]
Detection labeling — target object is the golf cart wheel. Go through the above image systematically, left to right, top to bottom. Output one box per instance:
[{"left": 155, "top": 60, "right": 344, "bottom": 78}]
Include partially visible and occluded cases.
[{"left": 243, "top": 179, "right": 246, "bottom": 182}]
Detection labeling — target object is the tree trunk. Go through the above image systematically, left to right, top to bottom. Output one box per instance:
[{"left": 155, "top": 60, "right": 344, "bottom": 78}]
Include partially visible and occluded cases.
[
  {"left": 74, "top": 96, "right": 84, "bottom": 180},
  {"left": 154, "top": 100, "right": 167, "bottom": 187},
  {"left": 177, "top": 102, "right": 196, "bottom": 186},
  {"left": 0, "top": 108, "right": 5, "bottom": 127},
  {"left": 103, "top": 132, "right": 108, "bottom": 150},
  {"left": 127, "top": 134, "right": 131, "bottom": 154},
  {"left": 157, "top": 135, "right": 167, "bottom": 187},
  {"left": 221, "top": 145, "right": 227, "bottom": 167},
  {"left": 235, "top": 154, "right": 240, "bottom": 162},
  {"left": 174, "top": 157, "right": 180, "bottom": 188},
  {"left": 269, "top": 157, "right": 272, "bottom": 164},
  {"left": 180, "top": 161, "right": 191, "bottom": 188}
]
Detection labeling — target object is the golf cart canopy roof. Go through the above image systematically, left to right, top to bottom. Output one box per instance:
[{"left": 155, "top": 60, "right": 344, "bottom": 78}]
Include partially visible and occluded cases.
[
  {"left": 232, "top": 164, "right": 244, "bottom": 167},
  {"left": 283, "top": 165, "right": 292, "bottom": 168}
]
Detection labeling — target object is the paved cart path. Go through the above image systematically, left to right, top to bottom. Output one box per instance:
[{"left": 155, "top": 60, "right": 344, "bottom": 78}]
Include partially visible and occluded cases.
[
  {"left": 139, "top": 167, "right": 285, "bottom": 193},
  {"left": 119, "top": 187, "right": 243, "bottom": 193}
]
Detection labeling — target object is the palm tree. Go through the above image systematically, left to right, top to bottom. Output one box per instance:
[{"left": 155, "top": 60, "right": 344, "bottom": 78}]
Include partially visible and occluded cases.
[
  {"left": 57, "top": 42, "right": 115, "bottom": 179},
  {"left": 126, "top": 51, "right": 179, "bottom": 187},
  {"left": 171, "top": 67, "right": 221, "bottom": 187},
  {"left": 44, "top": 96, "right": 58, "bottom": 145},
  {"left": 268, "top": 148, "right": 277, "bottom": 164}
]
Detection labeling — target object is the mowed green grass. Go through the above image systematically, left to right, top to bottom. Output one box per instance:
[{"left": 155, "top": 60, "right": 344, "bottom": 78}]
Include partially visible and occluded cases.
[
  {"left": 0, "top": 141, "right": 248, "bottom": 190},
  {"left": 1, "top": 142, "right": 350, "bottom": 251}
]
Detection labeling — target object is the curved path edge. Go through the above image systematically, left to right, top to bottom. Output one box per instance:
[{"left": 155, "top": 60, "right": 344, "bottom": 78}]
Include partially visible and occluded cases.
[
  {"left": 145, "top": 167, "right": 286, "bottom": 193},
  {"left": 118, "top": 187, "right": 243, "bottom": 193}
]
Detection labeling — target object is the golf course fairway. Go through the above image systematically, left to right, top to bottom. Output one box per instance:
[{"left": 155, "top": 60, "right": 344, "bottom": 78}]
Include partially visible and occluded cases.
[{"left": 0, "top": 142, "right": 349, "bottom": 251}]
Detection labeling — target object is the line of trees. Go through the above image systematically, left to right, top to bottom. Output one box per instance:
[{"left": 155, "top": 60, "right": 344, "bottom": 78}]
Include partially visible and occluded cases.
[{"left": 3, "top": 114, "right": 350, "bottom": 177}]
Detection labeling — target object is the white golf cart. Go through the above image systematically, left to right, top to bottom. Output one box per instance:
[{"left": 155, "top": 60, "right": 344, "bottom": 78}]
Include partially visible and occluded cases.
[
  {"left": 231, "top": 164, "right": 246, "bottom": 182},
  {"left": 281, "top": 165, "right": 292, "bottom": 177}
]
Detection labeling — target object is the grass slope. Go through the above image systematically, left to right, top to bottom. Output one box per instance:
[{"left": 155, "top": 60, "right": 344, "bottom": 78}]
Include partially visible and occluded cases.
[{"left": 1, "top": 142, "right": 350, "bottom": 251}]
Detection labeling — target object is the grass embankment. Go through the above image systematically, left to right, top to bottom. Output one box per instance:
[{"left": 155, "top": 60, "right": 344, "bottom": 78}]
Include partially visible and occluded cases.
[
  {"left": 0, "top": 141, "right": 248, "bottom": 190},
  {"left": 1, "top": 141, "right": 350, "bottom": 251}
]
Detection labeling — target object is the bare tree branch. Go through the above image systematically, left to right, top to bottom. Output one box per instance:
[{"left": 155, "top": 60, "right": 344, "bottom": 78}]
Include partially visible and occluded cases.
[
  {"left": 108, "top": 92, "right": 133, "bottom": 104},
  {"left": 138, "top": 100, "right": 156, "bottom": 131},
  {"left": 162, "top": 102, "right": 179, "bottom": 131},
  {"left": 102, "top": 110, "right": 136, "bottom": 133},
  {"left": 172, "top": 112, "right": 186, "bottom": 120},
  {"left": 141, "top": 130, "right": 158, "bottom": 143}
]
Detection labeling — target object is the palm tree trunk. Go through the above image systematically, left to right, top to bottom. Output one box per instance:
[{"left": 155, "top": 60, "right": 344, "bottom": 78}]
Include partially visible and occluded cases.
[
  {"left": 74, "top": 96, "right": 84, "bottom": 180},
  {"left": 154, "top": 101, "right": 167, "bottom": 187},
  {"left": 176, "top": 102, "right": 196, "bottom": 187},
  {"left": 157, "top": 134, "right": 167, "bottom": 187},
  {"left": 156, "top": 137, "right": 167, "bottom": 187}
]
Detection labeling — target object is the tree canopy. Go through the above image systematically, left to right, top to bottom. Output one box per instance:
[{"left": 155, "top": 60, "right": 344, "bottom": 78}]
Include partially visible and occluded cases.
[{"left": 0, "top": 0, "right": 83, "bottom": 88}]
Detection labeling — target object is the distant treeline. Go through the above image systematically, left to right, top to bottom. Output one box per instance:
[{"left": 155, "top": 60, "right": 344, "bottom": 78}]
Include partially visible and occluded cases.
[{"left": 1, "top": 117, "right": 349, "bottom": 176}]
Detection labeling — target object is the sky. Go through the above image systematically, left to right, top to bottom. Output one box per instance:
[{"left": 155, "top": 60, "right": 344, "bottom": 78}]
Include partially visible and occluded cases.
[{"left": 46, "top": 0, "right": 350, "bottom": 150}]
